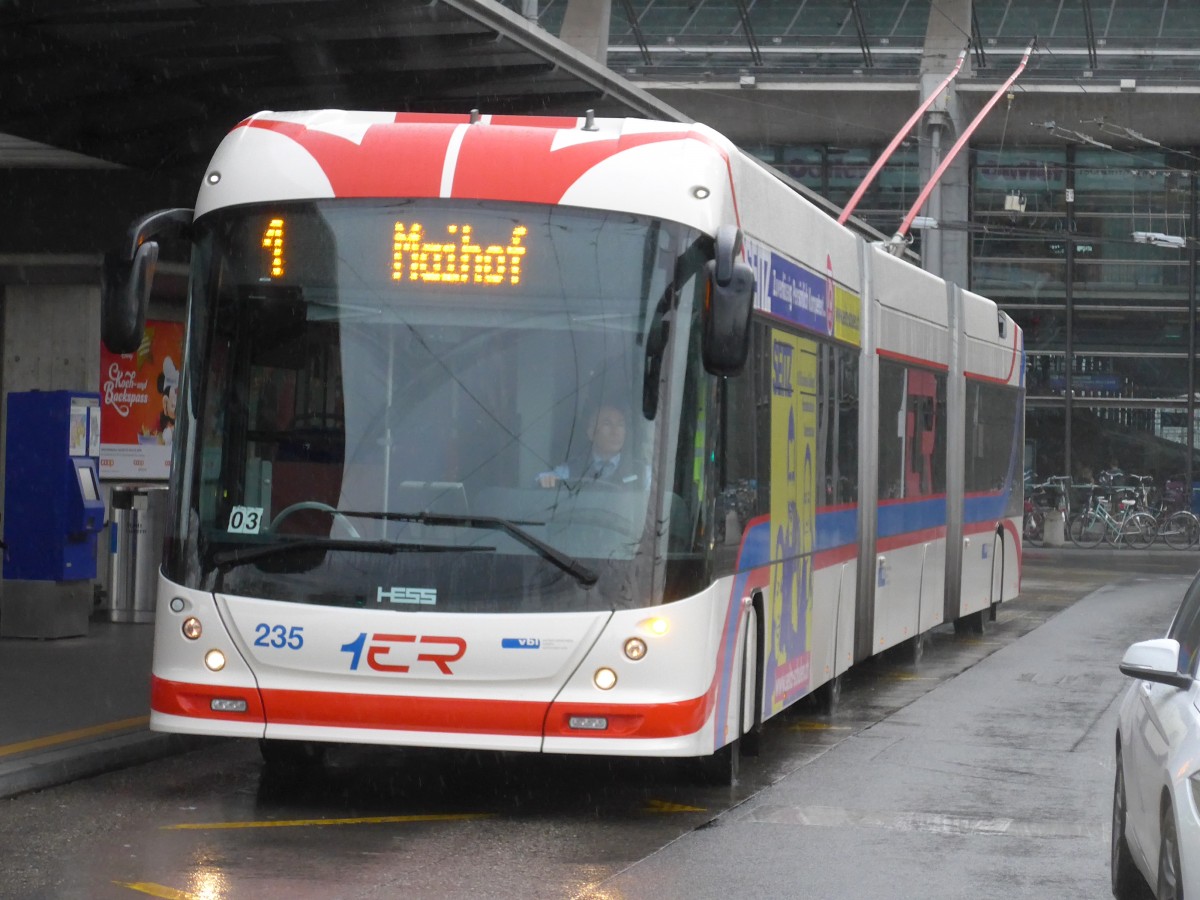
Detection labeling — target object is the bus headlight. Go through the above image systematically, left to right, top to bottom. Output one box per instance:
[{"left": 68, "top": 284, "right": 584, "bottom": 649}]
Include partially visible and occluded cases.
[
  {"left": 640, "top": 616, "right": 670, "bottom": 636},
  {"left": 182, "top": 617, "right": 202, "bottom": 640},
  {"left": 624, "top": 637, "right": 647, "bottom": 660},
  {"left": 204, "top": 649, "right": 226, "bottom": 672},
  {"left": 594, "top": 667, "right": 618, "bottom": 690}
]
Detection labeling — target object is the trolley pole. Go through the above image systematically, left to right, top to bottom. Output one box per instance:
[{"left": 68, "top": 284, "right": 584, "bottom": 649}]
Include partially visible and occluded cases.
[
  {"left": 885, "top": 40, "right": 1037, "bottom": 255},
  {"left": 837, "top": 48, "right": 967, "bottom": 226}
]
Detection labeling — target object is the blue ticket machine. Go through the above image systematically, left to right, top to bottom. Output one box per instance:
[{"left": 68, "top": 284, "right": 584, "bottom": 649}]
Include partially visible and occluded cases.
[{"left": 1, "top": 390, "right": 105, "bottom": 637}]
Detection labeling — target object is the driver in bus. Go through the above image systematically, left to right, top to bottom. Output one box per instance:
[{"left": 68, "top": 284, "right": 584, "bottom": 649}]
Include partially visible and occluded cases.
[{"left": 537, "top": 402, "right": 648, "bottom": 489}]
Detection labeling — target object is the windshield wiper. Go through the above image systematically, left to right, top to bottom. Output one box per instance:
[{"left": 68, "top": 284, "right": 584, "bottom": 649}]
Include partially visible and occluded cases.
[
  {"left": 339, "top": 510, "right": 598, "bottom": 587},
  {"left": 210, "top": 537, "right": 492, "bottom": 589}
]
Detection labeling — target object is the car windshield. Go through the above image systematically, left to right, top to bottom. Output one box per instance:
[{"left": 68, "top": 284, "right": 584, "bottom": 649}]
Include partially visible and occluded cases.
[{"left": 164, "top": 199, "right": 712, "bottom": 612}]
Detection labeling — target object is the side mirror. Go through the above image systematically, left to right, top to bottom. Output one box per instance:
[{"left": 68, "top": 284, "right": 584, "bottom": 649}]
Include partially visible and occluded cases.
[
  {"left": 102, "top": 208, "right": 193, "bottom": 354},
  {"left": 702, "top": 224, "right": 755, "bottom": 377},
  {"left": 102, "top": 242, "right": 157, "bottom": 354},
  {"left": 1119, "top": 638, "right": 1193, "bottom": 690}
]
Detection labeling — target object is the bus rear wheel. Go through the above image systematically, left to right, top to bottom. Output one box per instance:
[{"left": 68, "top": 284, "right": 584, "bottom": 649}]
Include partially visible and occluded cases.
[
  {"left": 954, "top": 609, "right": 986, "bottom": 635},
  {"left": 811, "top": 673, "right": 842, "bottom": 714}
]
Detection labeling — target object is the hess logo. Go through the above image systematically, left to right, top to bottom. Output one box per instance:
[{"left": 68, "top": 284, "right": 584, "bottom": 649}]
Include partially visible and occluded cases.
[
  {"left": 378, "top": 586, "right": 436, "bottom": 606},
  {"left": 340, "top": 632, "right": 466, "bottom": 674}
]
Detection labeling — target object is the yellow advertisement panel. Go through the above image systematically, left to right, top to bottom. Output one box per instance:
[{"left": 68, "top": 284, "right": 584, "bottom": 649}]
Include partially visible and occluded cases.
[
  {"left": 833, "top": 284, "right": 861, "bottom": 347},
  {"left": 766, "top": 330, "right": 818, "bottom": 714}
]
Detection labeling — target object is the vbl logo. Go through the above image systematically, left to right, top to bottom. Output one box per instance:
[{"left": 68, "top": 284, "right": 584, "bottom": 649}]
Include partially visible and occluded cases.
[
  {"left": 341, "top": 632, "right": 466, "bottom": 674},
  {"left": 501, "top": 638, "right": 540, "bottom": 649}
]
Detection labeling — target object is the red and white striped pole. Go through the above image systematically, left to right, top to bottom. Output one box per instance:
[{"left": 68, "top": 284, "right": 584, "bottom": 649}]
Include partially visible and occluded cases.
[
  {"left": 892, "top": 40, "right": 1037, "bottom": 247},
  {"left": 838, "top": 48, "right": 967, "bottom": 226}
]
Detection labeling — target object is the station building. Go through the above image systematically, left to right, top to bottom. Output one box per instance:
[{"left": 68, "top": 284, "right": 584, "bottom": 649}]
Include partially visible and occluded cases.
[
  {"left": 0, "top": 0, "right": 1198, "bottom": 600},
  {"left": 537, "top": 0, "right": 1200, "bottom": 491}
]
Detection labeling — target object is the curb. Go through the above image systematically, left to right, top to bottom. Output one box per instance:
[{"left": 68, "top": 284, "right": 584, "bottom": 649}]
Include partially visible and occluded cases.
[
  {"left": 1025, "top": 544, "right": 1200, "bottom": 559},
  {"left": 0, "top": 732, "right": 215, "bottom": 800}
]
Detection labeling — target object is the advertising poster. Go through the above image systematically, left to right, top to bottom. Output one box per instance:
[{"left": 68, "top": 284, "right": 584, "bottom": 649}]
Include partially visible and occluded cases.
[
  {"left": 743, "top": 236, "right": 861, "bottom": 347},
  {"left": 99, "top": 320, "right": 185, "bottom": 481},
  {"left": 766, "top": 329, "right": 817, "bottom": 714}
]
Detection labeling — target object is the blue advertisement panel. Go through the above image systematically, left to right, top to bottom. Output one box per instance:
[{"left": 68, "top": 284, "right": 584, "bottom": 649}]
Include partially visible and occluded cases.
[
  {"left": 743, "top": 236, "right": 860, "bottom": 346},
  {"left": 767, "top": 252, "right": 832, "bottom": 336}
]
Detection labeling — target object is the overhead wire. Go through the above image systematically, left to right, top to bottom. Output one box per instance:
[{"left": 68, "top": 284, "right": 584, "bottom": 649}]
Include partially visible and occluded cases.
[{"left": 606, "top": 0, "right": 1197, "bottom": 220}]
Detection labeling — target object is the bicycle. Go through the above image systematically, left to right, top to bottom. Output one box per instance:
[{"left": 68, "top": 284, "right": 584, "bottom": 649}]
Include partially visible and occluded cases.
[
  {"left": 1141, "top": 476, "right": 1200, "bottom": 550},
  {"left": 1067, "top": 490, "right": 1157, "bottom": 549},
  {"left": 1155, "top": 508, "right": 1199, "bottom": 550}
]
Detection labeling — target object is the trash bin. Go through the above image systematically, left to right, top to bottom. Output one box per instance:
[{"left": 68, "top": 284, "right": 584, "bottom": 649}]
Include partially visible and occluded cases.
[
  {"left": 108, "top": 484, "right": 169, "bottom": 623},
  {"left": 1042, "top": 509, "right": 1066, "bottom": 547}
]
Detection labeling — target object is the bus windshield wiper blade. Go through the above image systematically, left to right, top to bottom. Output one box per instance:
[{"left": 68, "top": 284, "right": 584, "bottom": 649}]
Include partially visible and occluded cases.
[
  {"left": 340, "top": 510, "right": 598, "bottom": 587},
  {"left": 211, "top": 537, "right": 491, "bottom": 572}
]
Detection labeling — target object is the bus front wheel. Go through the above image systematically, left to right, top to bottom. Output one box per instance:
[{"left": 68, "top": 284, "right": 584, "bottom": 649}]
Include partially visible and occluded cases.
[{"left": 259, "top": 738, "right": 326, "bottom": 769}]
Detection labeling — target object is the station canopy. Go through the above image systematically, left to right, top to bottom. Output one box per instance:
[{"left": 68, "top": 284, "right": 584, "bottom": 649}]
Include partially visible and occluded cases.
[{"left": 0, "top": 0, "right": 685, "bottom": 185}]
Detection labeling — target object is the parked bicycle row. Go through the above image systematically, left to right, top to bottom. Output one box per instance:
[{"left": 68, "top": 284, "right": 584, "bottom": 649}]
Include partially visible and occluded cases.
[{"left": 1023, "top": 471, "right": 1200, "bottom": 550}]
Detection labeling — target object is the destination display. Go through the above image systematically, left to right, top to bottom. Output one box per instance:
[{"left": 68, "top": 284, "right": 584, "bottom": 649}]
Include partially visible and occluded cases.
[{"left": 257, "top": 213, "right": 528, "bottom": 288}]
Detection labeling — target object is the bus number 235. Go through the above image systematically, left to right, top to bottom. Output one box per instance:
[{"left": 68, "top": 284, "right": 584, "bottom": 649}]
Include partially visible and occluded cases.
[{"left": 253, "top": 624, "right": 304, "bottom": 649}]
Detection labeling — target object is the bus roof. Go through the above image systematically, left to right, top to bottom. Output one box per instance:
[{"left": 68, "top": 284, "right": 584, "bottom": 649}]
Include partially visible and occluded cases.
[{"left": 194, "top": 110, "right": 739, "bottom": 233}]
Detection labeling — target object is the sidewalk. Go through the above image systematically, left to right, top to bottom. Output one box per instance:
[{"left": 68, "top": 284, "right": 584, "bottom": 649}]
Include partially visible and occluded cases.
[{"left": 0, "top": 615, "right": 206, "bottom": 800}]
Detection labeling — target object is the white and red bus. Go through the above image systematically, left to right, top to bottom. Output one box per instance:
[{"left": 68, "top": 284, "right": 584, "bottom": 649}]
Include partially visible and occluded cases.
[{"left": 104, "top": 110, "right": 1023, "bottom": 781}]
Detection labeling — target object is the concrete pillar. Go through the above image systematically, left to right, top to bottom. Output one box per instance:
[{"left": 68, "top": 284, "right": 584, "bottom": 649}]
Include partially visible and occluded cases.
[
  {"left": 559, "top": 0, "right": 612, "bottom": 64},
  {"left": 918, "top": 0, "right": 971, "bottom": 289},
  {"left": 0, "top": 280, "right": 103, "bottom": 612}
]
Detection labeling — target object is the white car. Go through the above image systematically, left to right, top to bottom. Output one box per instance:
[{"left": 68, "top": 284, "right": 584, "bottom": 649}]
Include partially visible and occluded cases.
[{"left": 1113, "top": 572, "right": 1200, "bottom": 900}]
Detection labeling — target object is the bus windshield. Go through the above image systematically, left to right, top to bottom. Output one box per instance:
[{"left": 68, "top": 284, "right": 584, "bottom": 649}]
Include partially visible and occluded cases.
[{"left": 166, "top": 199, "right": 714, "bottom": 612}]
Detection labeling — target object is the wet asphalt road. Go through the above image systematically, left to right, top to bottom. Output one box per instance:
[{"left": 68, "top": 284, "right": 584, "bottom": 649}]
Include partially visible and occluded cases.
[{"left": 0, "top": 549, "right": 1194, "bottom": 899}]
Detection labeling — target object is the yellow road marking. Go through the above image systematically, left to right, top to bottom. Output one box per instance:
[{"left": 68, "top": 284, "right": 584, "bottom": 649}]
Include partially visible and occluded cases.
[
  {"left": 886, "top": 674, "right": 938, "bottom": 682},
  {"left": 0, "top": 716, "right": 149, "bottom": 758},
  {"left": 645, "top": 799, "right": 706, "bottom": 813},
  {"left": 163, "top": 812, "right": 491, "bottom": 830},
  {"left": 114, "top": 882, "right": 197, "bottom": 899}
]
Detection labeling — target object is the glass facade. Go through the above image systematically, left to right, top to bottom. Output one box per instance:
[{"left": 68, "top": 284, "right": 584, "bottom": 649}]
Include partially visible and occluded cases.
[
  {"left": 528, "top": 0, "right": 1200, "bottom": 505},
  {"left": 731, "top": 141, "right": 1200, "bottom": 497},
  {"left": 747, "top": 144, "right": 923, "bottom": 252},
  {"left": 974, "top": 146, "right": 1199, "bottom": 491}
]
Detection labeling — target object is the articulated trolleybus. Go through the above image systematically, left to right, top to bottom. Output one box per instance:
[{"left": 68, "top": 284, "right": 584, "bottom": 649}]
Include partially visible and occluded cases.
[{"left": 104, "top": 110, "right": 1023, "bottom": 781}]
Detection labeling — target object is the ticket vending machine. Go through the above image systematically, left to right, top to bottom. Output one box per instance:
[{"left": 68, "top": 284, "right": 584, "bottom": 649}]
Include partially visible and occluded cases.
[{"left": 1, "top": 390, "right": 106, "bottom": 638}]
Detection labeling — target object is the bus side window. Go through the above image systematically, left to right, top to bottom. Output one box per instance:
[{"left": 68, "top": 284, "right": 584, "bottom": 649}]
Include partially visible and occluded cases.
[{"left": 717, "top": 323, "right": 766, "bottom": 557}]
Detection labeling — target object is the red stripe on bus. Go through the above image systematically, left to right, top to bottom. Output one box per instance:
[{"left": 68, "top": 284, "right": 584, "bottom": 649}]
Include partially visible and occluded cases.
[
  {"left": 486, "top": 115, "right": 581, "bottom": 129},
  {"left": 244, "top": 118, "right": 454, "bottom": 198},
  {"left": 449, "top": 128, "right": 694, "bottom": 204},
  {"left": 964, "top": 324, "right": 1022, "bottom": 386},
  {"left": 876, "top": 348, "right": 949, "bottom": 371},
  {"left": 964, "top": 518, "right": 1002, "bottom": 536},
  {"left": 876, "top": 526, "right": 946, "bottom": 551},
  {"left": 152, "top": 675, "right": 713, "bottom": 741},
  {"left": 152, "top": 675, "right": 266, "bottom": 723},
  {"left": 260, "top": 688, "right": 547, "bottom": 736},
  {"left": 545, "top": 693, "right": 713, "bottom": 739}
]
